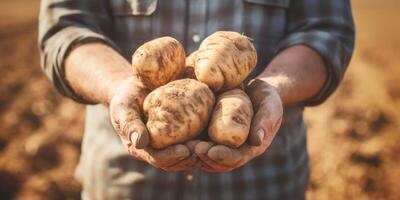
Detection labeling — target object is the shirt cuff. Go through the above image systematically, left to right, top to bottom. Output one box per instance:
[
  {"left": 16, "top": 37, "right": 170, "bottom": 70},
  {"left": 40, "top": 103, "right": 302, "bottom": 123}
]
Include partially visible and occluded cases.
[
  {"left": 41, "top": 26, "right": 119, "bottom": 104},
  {"left": 276, "top": 31, "right": 348, "bottom": 106}
]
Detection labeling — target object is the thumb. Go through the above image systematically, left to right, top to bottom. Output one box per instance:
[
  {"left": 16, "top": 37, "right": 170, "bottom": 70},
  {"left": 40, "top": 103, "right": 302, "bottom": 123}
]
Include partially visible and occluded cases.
[
  {"left": 245, "top": 79, "right": 283, "bottom": 146},
  {"left": 110, "top": 100, "right": 149, "bottom": 149},
  {"left": 248, "top": 100, "right": 283, "bottom": 146},
  {"left": 248, "top": 109, "right": 266, "bottom": 146},
  {"left": 128, "top": 118, "right": 149, "bottom": 149},
  {"left": 249, "top": 127, "right": 265, "bottom": 146},
  {"left": 208, "top": 145, "right": 242, "bottom": 166}
]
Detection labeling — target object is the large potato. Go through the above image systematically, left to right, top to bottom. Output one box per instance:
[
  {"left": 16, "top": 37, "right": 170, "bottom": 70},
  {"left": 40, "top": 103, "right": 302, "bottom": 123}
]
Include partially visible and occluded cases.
[
  {"left": 194, "top": 31, "right": 257, "bottom": 92},
  {"left": 132, "top": 36, "right": 185, "bottom": 90},
  {"left": 143, "top": 79, "right": 215, "bottom": 149},
  {"left": 208, "top": 89, "right": 254, "bottom": 148}
]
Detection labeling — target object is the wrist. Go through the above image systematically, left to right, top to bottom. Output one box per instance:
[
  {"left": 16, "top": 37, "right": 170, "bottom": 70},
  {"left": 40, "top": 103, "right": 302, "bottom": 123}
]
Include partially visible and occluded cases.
[
  {"left": 65, "top": 42, "right": 145, "bottom": 105},
  {"left": 256, "top": 45, "right": 328, "bottom": 106},
  {"left": 106, "top": 75, "right": 147, "bottom": 104}
]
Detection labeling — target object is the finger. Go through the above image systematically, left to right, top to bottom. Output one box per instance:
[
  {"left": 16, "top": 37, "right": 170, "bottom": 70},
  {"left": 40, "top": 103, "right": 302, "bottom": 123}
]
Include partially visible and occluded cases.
[
  {"left": 245, "top": 79, "right": 270, "bottom": 109},
  {"left": 245, "top": 79, "right": 273, "bottom": 146},
  {"left": 248, "top": 94, "right": 283, "bottom": 146},
  {"left": 112, "top": 100, "right": 149, "bottom": 149},
  {"left": 117, "top": 102, "right": 148, "bottom": 149},
  {"left": 248, "top": 110, "right": 267, "bottom": 146},
  {"left": 128, "top": 120, "right": 149, "bottom": 149},
  {"left": 163, "top": 140, "right": 202, "bottom": 172},
  {"left": 186, "top": 140, "right": 201, "bottom": 152},
  {"left": 194, "top": 141, "right": 213, "bottom": 156},
  {"left": 195, "top": 142, "right": 230, "bottom": 172},
  {"left": 144, "top": 144, "right": 190, "bottom": 167},
  {"left": 207, "top": 145, "right": 243, "bottom": 166},
  {"left": 165, "top": 153, "right": 199, "bottom": 172},
  {"left": 197, "top": 157, "right": 230, "bottom": 172},
  {"left": 198, "top": 162, "right": 218, "bottom": 172}
]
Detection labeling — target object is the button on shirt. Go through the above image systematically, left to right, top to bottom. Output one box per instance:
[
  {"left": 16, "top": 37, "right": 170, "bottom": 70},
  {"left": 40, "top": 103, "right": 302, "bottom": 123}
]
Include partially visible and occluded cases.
[{"left": 39, "top": 0, "right": 355, "bottom": 199}]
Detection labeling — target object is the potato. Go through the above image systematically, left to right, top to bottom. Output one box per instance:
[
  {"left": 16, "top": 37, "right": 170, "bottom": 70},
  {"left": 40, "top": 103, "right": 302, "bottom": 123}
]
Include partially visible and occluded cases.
[
  {"left": 194, "top": 31, "right": 257, "bottom": 92},
  {"left": 132, "top": 36, "right": 185, "bottom": 90},
  {"left": 179, "top": 50, "right": 197, "bottom": 79},
  {"left": 143, "top": 79, "right": 215, "bottom": 149},
  {"left": 208, "top": 89, "right": 254, "bottom": 148}
]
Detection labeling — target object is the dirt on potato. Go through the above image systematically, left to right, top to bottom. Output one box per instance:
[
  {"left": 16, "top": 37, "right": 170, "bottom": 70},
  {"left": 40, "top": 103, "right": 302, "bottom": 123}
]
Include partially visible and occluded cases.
[{"left": 0, "top": 0, "right": 399, "bottom": 199}]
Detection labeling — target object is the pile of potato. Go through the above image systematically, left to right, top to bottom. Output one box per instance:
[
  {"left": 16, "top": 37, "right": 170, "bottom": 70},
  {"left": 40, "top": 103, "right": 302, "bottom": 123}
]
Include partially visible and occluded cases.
[{"left": 132, "top": 31, "right": 257, "bottom": 149}]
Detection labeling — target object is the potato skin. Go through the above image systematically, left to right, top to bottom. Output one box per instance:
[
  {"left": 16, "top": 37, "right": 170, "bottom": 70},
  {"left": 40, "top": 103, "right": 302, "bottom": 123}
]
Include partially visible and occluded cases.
[
  {"left": 194, "top": 31, "right": 257, "bottom": 92},
  {"left": 132, "top": 37, "right": 185, "bottom": 90},
  {"left": 179, "top": 50, "right": 197, "bottom": 79},
  {"left": 143, "top": 79, "right": 215, "bottom": 149},
  {"left": 208, "top": 89, "right": 254, "bottom": 148}
]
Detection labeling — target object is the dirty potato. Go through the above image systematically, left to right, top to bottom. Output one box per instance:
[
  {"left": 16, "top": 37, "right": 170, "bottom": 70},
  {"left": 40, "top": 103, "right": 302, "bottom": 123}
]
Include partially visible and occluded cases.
[
  {"left": 194, "top": 31, "right": 257, "bottom": 91},
  {"left": 132, "top": 36, "right": 185, "bottom": 90},
  {"left": 143, "top": 79, "right": 215, "bottom": 149},
  {"left": 208, "top": 89, "right": 254, "bottom": 148}
]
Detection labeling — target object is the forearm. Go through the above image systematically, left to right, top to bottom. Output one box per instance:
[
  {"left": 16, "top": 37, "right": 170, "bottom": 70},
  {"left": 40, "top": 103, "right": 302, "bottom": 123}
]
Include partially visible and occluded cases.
[
  {"left": 65, "top": 43, "right": 139, "bottom": 104},
  {"left": 257, "top": 45, "right": 327, "bottom": 106}
]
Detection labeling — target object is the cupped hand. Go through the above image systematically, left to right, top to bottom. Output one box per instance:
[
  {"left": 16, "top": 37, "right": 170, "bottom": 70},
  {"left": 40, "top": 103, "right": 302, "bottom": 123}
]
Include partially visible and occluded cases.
[
  {"left": 109, "top": 77, "right": 199, "bottom": 172},
  {"left": 195, "top": 79, "right": 283, "bottom": 172},
  {"left": 127, "top": 139, "right": 201, "bottom": 172}
]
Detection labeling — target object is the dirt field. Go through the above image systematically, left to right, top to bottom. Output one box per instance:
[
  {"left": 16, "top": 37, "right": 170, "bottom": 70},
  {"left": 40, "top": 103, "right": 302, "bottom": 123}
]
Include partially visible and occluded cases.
[{"left": 0, "top": 0, "right": 399, "bottom": 199}]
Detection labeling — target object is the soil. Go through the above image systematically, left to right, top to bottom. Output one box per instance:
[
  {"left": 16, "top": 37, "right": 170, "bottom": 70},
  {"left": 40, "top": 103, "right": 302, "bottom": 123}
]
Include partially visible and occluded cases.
[{"left": 0, "top": 0, "right": 399, "bottom": 199}]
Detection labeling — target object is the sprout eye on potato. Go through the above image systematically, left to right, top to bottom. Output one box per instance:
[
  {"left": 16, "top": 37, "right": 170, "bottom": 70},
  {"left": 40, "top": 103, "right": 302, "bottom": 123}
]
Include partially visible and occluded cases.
[{"left": 131, "top": 32, "right": 258, "bottom": 149}]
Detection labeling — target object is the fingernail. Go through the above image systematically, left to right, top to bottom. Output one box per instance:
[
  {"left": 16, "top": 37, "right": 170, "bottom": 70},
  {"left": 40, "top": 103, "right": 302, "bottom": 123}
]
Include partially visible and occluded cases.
[
  {"left": 257, "top": 129, "right": 264, "bottom": 142},
  {"left": 130, "top": 132, "right": 139, "bottom": 145},
  {"left": 195, "top": 142, "right": 211, "bottom": 155},
  {"left": 175, "top": 145, "right": 190, "bottom": 160},
  {"left": 208, "top": 146, "right": 229, "bottom": 161}
]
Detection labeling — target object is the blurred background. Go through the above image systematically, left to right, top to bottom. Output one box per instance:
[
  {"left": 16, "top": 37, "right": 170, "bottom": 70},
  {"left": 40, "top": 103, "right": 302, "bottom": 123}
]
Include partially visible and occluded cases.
[{"left": 0, "top": 0, "right": 399, "bottom": 199}]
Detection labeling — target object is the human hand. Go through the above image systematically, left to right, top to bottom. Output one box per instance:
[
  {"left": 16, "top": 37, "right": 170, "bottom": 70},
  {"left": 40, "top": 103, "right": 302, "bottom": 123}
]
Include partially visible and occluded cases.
[
  {"left": 109, "top": 77, "right": 198, "bottom": 171},
  {"left": 195, "top": 79, "right": 283, "bottom": 172},
  {"left": 127, "top": 139, "right": 200, "bottom": 172}
]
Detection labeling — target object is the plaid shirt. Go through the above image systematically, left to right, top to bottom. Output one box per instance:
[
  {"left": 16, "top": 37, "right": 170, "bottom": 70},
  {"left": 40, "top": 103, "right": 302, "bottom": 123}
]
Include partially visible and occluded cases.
[{"left": 39, "top": 0, "right": 355, "bottom": 199}]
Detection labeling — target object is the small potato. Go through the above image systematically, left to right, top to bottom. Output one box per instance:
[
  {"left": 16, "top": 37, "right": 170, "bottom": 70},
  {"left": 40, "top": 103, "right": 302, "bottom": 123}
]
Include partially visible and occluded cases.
[
  {"left": 195, "top": 31, "right": 257, "bottom": 92},
  {"left": 132, "top": 36, "right": 185, "bottom": 90},
  {"left": 179, "top": 50, "right": 197, "bottom": 79},
  {"left": 143, "top": 79, "right": 215, "bottom": 149},
  {"left": 208, "top": 89, "right": 254, "bottom": 148}
]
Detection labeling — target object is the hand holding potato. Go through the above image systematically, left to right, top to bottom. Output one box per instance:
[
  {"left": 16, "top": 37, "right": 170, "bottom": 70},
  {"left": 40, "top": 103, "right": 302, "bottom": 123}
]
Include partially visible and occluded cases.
[
  {"left": 124, "top": 32, "right": 278, "bottom": 172},
  {"left": 109, "top": 77, "right": 150, "bottom": 149},
  {"left": 109, "top": 78, "right": 199, "bottom": 171},
  {"left": 195, "top": 79, "right": 283, "bottom": 172},
  {"left": 126, "top": 139, "right": 201, "bottom": 172}
]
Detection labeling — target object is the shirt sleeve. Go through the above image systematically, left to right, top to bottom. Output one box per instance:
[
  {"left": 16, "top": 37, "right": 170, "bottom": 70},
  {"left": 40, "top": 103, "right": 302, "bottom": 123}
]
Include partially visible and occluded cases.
[
  {"left": 38, "top": 0, "right": 119, "bottom": 104},
  {"left": 276, "top": 0, "right": 355, "bottom": 106}
]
